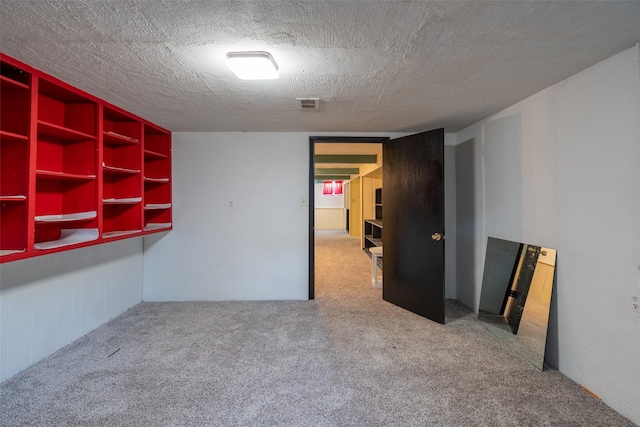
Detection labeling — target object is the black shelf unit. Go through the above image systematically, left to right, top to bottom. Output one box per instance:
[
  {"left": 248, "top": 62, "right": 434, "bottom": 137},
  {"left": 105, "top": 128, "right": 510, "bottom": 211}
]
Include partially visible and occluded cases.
[
  {"left": 374, "top": 187, "right": 382, "bottom": 220},
  {"left": 364, "top": 188, "right": 383, "bottom": 250}
]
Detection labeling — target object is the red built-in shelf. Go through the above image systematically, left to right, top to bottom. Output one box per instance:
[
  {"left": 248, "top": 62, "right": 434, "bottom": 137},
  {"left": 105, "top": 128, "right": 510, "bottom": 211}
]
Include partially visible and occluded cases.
[
  {"left": 0, "top": 52, "right": 172, "bottom": 263},
  {"left": 0, "top": 74, "right": 29, "bottom": 90},
  {"left": 38, "top": 120, "right": 97, "bottom": 141},
  {"left": 0, "top": 130, "right": 28, "bottom": 142},
  {"left": 104, "top": 131, "right": 139, "bottom": 145},
  {"left": 144, "top": 149, "right": 169, "bottom": 159},
  {"left": 36, "top": 170, "right": 96, "bottom": 180}
]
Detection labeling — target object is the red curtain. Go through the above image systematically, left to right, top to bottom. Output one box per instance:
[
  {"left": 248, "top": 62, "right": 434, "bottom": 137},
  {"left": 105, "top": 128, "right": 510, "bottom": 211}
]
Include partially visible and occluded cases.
[
  {"left": 323, "top": 180, "right": 344, "bottom": 195},
  {"left": 333, "top": 180, "right": 343, "bottom": 194},
  {"left": 323, "top": 181, "right": 333, "bottom": 194}
]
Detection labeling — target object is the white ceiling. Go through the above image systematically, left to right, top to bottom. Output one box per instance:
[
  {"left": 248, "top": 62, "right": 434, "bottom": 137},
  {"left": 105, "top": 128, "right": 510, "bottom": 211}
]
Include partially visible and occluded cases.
[{"left": 1, "top": 1, "right": 639, "bottom": 133}]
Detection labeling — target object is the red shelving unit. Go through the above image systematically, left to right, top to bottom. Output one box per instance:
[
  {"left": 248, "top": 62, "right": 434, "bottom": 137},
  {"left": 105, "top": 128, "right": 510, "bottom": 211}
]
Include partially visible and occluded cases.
[
  {"left": 0, "top": 52, "right": 172, "bottom": 263},
  {"left": 0, "top": 59, "right": 31, "bottom": 259},
  {"left": 34, "top": 78, "right": 98, "bottom": 251},
  {"left": 101, "top": 106, "right": 143, "bottom": 239},
  {"left": 143, "top": 124, "right": 172, "bottom": 232}
]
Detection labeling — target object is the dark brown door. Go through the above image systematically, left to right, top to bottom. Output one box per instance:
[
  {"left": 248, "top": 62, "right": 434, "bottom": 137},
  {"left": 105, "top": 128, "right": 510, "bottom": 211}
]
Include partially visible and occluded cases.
[{"left": 383, "top": 129, "right": 445, "bottom": 324}]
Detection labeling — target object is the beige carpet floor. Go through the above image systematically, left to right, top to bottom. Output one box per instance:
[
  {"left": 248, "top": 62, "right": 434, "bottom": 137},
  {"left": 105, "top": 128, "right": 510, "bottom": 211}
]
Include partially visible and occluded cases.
[{"left": 0, "top": 230, "right": 634, "bottom": 426}]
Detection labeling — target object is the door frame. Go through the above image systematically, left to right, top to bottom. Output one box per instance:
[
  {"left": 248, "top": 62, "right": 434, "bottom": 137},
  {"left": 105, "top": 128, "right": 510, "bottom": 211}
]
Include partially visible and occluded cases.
[{"left": 308, "top": 136, "right": 389, "bottom": 299}]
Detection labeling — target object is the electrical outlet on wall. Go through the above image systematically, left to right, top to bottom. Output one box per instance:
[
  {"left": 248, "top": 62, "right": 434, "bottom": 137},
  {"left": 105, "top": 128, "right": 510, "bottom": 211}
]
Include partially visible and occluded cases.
[{"left": 632, "top": 290, "right": 640, "bottom": 313}]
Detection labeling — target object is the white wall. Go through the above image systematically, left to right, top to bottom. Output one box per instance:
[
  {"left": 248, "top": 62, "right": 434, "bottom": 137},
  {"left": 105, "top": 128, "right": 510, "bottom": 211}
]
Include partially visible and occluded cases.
[
  {"left": 454, "top": 45, "right": 640, "bottom": 424},
  {"left": 143, "top": 131, "right": 457, "bottom": 301},
  {"left": 143, "top": 132, "right": 311, "bottom": 301},
  {"left": 444, "top": 136, "right": 457, "bottom": 299},
  {"left": 314, "top": 182, "right": 345, "bottom": 208},
  {"left": 314, "top": 183, "right": 346, "bottom": 230},
  {"left": 0, "top": 238, "right": 143, "bottom": 382}
]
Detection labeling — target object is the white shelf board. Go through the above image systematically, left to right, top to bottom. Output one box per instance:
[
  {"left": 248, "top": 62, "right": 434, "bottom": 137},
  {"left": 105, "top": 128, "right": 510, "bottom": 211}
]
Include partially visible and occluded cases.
[
  {"left": 105, "top": 131, "right": 139, "bottom": 143},
  {"left": 102, "top": 162, "right": 140, "bottom": 174},
  {"left": 36, "top": 169, "right": 96, "bottom": 179},
  {"left": 144, "top": 176, "right": 169, "bottom": 183},
  {"left": 0, "top": 195, "right": 27, "bottom": 201},
  {"left": 103, "top": 197, "right": 142, "bottom": 204},
  {"left": 144, "top": 203, "right": 171, "bottom": 210},
  {"left": 35, "top": 211, "right": 97, "bottom": 223},
  {"left": 144, "top": 222, "right": 171, "bottom": 231},
  {"left": 34, "top": 228, "right": 99, "bottom": 250},
  {"left": 103, "top": 230, "right": 142, "bottom": 239},
  {"left": 0, "top": 249, "right": 26, "bottom": 256}
]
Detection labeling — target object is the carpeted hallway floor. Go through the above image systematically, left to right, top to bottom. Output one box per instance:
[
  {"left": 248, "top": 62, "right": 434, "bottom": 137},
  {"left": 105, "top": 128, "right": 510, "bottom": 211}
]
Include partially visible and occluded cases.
[{"left": 0, "top": 230, "right": 635, "bottom": 426}]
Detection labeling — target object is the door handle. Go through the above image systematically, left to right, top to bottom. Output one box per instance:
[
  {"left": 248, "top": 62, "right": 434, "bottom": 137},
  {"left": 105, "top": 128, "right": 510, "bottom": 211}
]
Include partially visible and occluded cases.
[{"left": 431, "top": 232, "right": 444, "bottom": 242}]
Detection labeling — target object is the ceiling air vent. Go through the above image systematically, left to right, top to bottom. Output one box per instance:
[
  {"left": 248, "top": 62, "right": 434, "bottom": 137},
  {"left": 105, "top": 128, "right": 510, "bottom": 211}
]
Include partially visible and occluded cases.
[{"left": 296, "top": 98, "right": 320, "bottom": 110}]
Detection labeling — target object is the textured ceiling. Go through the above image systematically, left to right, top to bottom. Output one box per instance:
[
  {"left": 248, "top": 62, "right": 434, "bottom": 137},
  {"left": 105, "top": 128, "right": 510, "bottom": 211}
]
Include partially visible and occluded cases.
[{"left": 1, "top": 1, "right": 639, "bottom": 133}]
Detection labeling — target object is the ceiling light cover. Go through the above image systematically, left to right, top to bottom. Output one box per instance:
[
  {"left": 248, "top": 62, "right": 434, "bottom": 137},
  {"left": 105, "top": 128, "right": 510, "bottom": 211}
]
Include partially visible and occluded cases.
[{"left": 226, "top": 51, "right": 279, "bottom": 80}]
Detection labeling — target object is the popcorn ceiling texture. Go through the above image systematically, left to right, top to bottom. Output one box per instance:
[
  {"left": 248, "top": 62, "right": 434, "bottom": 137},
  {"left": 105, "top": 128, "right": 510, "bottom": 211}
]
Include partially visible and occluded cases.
[{"left": 1, "top": 0, "right": 639, "bottom": 132}]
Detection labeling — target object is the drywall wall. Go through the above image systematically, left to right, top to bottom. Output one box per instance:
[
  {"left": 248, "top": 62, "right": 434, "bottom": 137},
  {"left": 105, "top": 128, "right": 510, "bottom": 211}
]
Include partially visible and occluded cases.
[
  {"left": 454, "top": 45, "right": 640, "bottom": 424},
  {"left": 142, "top": 131, "right": 458, "bottom": 301},
  {"left": 142, "top": 132, "right": 311, "bottom": 300},
  {"left": 444, "top": 138, "right": 457, "bottom": 300},
  {"left": 314, "top": 182, "right": 344, "bottom": 208},
  {"left": 314, "top": 182, "right": 346, "bottom": 229},
  {"left": 0, "top": 238, "right": 143, "bottom": 382}
]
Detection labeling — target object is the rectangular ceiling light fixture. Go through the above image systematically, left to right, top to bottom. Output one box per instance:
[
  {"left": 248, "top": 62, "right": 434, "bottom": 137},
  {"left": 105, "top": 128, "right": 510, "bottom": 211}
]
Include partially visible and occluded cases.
[{"left": 226, "top": 51, "right": 279, "bottom": 80}]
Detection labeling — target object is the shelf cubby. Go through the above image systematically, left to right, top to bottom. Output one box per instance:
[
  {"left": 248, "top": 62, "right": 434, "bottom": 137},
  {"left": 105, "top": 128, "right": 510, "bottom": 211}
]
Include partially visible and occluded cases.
[
  {"left": 0, "top": 59, "right": 31, "bottom": 258},
  {"left": 0, "top": 60, "right": 30, "bottom": 88},
  {"left": 1, "top": 62, "right": 30, "bottom": 138},
  {"left": 37, "top": 79, "right": 97, "bottom": 137},
  {"left": 101, "top": 107, "right": 143, "bottom": 236},
  {"left": 102, "top": 107, "right": 142, "bottom": 173},
  {"left": 104, "top": 107, "right": 141, "bottom": 142},
  {"left": 143, "top": 124, "right": 171, "bottom": 232},
  {"left": 144, "top": 126, "right": 170, "bottom": 159},
  {"left": 1, "top": 134, "right": 30, "bottom": 199},
  {"left": 36, "top": 135, "right": 97, "bottom": 177},
  {"left": 103, "top": 151, "right": 140, "bottom": 180},
  {"left": 102, "top": 173, "right": 141, "bottom": 200},
  {"left": 34, "top": 177, "right": 98, "bottom": 248},
  {"left": 34, "top": 178, "right": 97, "bottom": 217},
  {"left": 144, "top": 182, "right": 171, "bottom": 206},
  {"left": 375, "top": 187, "right": 383, "bottom": 221},
  {"left": 364, "top": 188, "right": 383, "bottom": 251},
  {"left": 0, "top": 202, "right": 28, "bottom": 256},
  {"left": 102, "top": 203, "right": 142, "bottom": 238},
  {"left": 144, "top": 207, "right": 172, "bottom": 230},
  {"left": 364, "top": 219, "right": 383, "bottom": 248}
]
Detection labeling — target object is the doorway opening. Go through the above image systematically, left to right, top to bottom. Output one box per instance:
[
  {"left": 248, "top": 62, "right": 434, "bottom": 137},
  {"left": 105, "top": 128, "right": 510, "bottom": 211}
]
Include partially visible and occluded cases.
[{"left": 308, "top": 136, "right": 389, "bottom": 299}]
